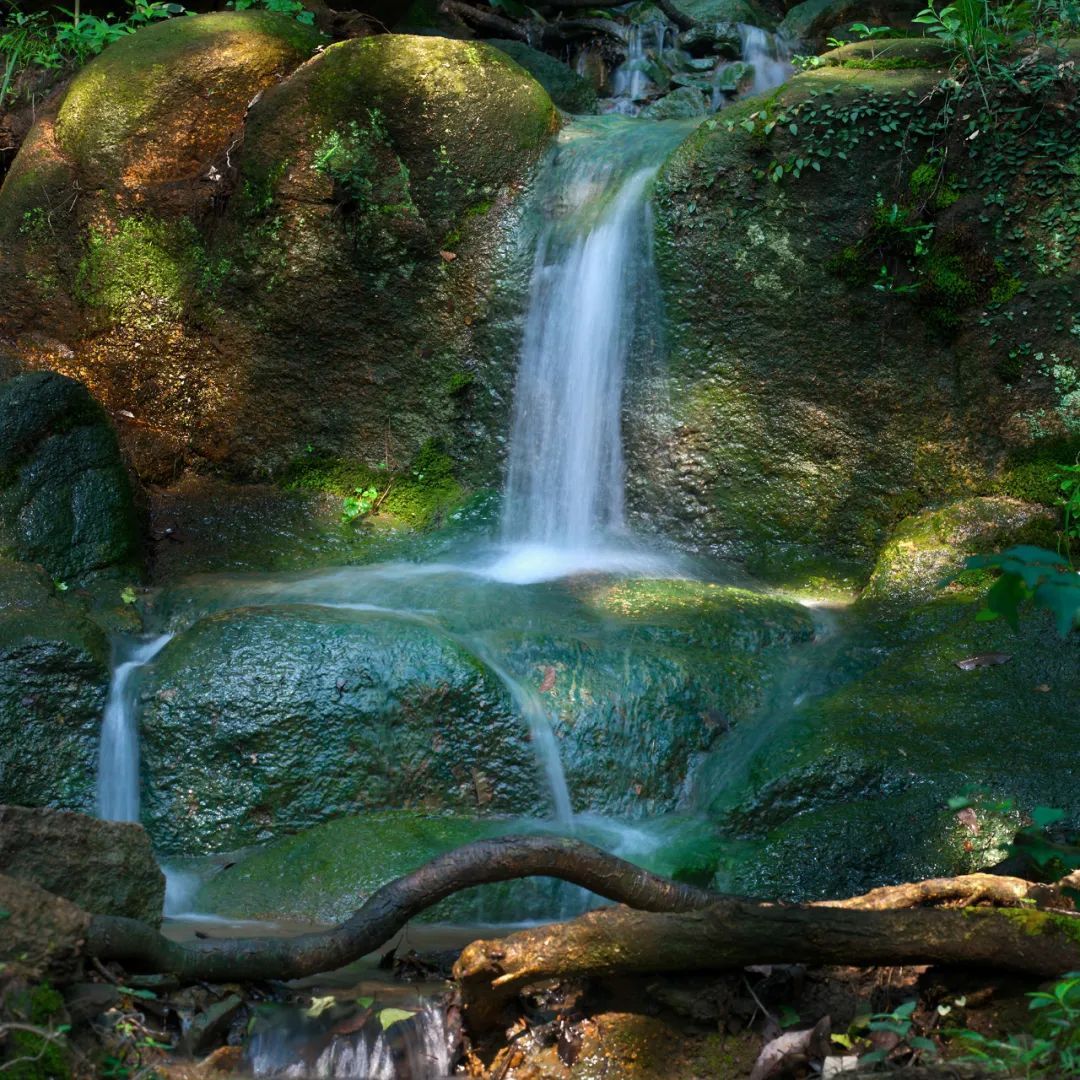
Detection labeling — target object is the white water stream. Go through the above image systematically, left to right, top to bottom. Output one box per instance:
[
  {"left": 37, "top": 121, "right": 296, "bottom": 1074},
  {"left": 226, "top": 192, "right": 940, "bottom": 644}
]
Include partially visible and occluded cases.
[{"left": 97, "top": 634, "right": 172, "bottom": 822}]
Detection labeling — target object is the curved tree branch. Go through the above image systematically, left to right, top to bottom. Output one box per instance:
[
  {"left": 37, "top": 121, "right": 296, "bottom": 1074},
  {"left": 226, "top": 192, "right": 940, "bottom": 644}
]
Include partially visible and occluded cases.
[{"left": 86, "top": 836, "right": 713, "bottom": 982}]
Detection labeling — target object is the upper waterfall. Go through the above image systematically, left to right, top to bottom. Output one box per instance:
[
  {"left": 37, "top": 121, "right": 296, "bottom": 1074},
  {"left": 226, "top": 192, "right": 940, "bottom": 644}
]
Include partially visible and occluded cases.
[{"left": 490, "top": 117, "right": 693, "bottom": 584}]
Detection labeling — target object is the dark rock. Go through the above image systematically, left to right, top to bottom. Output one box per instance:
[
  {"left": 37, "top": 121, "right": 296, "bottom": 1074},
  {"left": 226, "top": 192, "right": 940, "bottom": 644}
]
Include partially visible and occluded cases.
[
  {"left": 485, "top": 39, "right": 598, "bottom": 113},
  {"left": 0, "top": 371, "right": 139, "bottom": 583},
  {"left": 0, "top": 560, "right": 110, "bottom": 812},
  {"left": 139, "top": 605, "right": 542, "bottom": 854},
  {"left": 0, "top": 804, "right": 165, "bottom": 924},
  {"left": 0, "top": 872, "right": 90, "bottom": 984},
  {"left": 184, "top": 993, "right": 246, "bottom": 1056}
]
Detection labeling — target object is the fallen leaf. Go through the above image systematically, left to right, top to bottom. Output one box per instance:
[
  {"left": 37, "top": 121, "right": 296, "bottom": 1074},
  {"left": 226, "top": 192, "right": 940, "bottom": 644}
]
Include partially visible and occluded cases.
[
  {"left": 439, "top": 250, "right": 457, "bottom": 261},
  {"left": 954, "top": 652, "right": 1012, "bottom": 670},
  {"left": 306, "top": 995, "right": 337, "bottom": 1018},
  {"left": 378, "top": 1007, "right": 415, "bottom": 1031},
  {"left": 749, "top": 1015, "right": 831, "bottom": 1080}
]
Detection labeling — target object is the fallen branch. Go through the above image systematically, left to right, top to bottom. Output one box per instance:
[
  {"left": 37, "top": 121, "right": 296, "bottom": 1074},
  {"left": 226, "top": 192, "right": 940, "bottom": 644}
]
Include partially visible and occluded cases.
[
  {"left": 653, "top": 0, "right": 696, "bottom": 31},
  {"left": 83, "top": 834, "right": 1080, "bottom": 1009},
  {"left": 86, "top": 836, "right": 711, "bottom": 982},
  {"left": 454, "top": 899, "right": 1080, "bottom": 1027}
]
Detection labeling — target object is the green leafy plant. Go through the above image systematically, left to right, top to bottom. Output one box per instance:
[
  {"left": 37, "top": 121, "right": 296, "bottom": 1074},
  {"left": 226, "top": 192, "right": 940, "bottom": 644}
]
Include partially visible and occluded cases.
[
  {"left": 1, "top": 0, "right": 182, "bottom": 101},
  {"left": 227, "top": 0, "right": 315, "bottom": 24},
  {"left": 850, "top": 21, "right": 895, "bottom": 38},
  {"left": 341, "top": 485, "right": 379, "bottom": 523},
  {"left": 964, "top": 545, "right": 1080, "bottom": 634},
  {"left": 949, "top": 973, "right": 1080, "bottom": 1076},
  {"left": 860, "top": 1000, "right": 939, "bottom": 1066}
]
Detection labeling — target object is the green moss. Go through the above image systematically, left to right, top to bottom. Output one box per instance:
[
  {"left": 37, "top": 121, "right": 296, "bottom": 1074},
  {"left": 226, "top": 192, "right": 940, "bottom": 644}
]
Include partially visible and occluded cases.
[
  {"left": 54, "top": 12, "right": 322, "bottom": 178},
  {"left": 841, "top": 56, "right": 934, "bottom": 69},
  {"left": 75, "top": 216, "right": 220, "bottom": 325},
  {"left": 990, "top": 273, "right": 1023, "bottom": 305},
  {"left": 381, "top": 440, "right": 464, "bottom": 528},
  {"left": 282, "top": 442, "right": 465, "bottom": 530},
  {"left": 281, "top": 455, "right": 383, "bottom": 496},
  {"left": 965, "top": 905, "right": 1080, "bottom": 945},
  {"left": 2, "top": 984, "right": 69, "bottom": 1080}
]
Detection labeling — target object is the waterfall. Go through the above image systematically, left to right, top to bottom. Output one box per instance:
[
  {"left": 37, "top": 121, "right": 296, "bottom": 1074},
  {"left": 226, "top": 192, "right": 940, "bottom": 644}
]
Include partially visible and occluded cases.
[
  {"left": 610, "top": 20, "right": 667, "bottom": 113},
  {"left": 738, "top": 24, "right": 793, "bottom": 94},
  {"left": 491, "top": 118, "right": 691, "bottom": 586},
  {"left": 97, "top": 634, "right": 172, "bottom": 822}
]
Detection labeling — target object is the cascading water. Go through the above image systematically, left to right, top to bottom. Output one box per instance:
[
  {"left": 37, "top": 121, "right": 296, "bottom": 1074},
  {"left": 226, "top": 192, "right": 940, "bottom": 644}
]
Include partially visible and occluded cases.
[
  {"left": 609, "top": 20, "right": 667, "bottom": 113},
  {"left": 737, "top": 23, "right": 793, "bottom": 95},
  {"left": 489, "top": 117, "right": 691, "bottom": 584},
  {"left": 97, "top": 634, "right": 172, "bottom": 822}
]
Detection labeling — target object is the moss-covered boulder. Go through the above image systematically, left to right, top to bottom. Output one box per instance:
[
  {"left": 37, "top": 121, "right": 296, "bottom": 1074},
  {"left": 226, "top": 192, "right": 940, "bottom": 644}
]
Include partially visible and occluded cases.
[
  {"left": 779, "top": 0, "right": 924, "bottom": 47},
  {"left": 53, "top": 11, "right": 322, "bottom": 190},
  {"left": 0, "top": 23, "right": 556, "bottom": 492},
  {"left": 485, "top": 39, "right": 598, "bottom": 113},
  {"left": 637, "top": 54, "right": 1080, "bottom": 573},
  {"left": 0, "top": 371, "right": 139, "bottom": 582},
  {"left": 863, "top": 496, "right": 1054, "bottom": 604},
  {"left": 0, "top": 559, "right": 109, "bottom": 813},
  {"left": 134, "top": 573, "right": 812, "bottom": 855},
  {"left": 704, "top": 592, "right": 1079, "bottom": 899},
  {"left": 139, "top": 605, "right": 542, "bottom": 854},
  {"left": 188, "top": 810, "right": 731, "bottom": 923},
  {"left": 191, "top": 811, "right": 496, "bottom": 921}
]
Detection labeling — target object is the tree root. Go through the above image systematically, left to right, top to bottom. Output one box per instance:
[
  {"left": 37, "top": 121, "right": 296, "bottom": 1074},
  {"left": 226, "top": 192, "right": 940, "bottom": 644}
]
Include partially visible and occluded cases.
[
  {"left": 438, "top": 0, "right": 628, "bottom": 44},
  {"left": 83, "top": 834, "right": 1080, "bottom": 1014},
  {"left": 86, "top": 836, "right": 711, "bottom": 982},
  {"left": 454, "top": 885, "right": 1080, "bottom": 1028}
]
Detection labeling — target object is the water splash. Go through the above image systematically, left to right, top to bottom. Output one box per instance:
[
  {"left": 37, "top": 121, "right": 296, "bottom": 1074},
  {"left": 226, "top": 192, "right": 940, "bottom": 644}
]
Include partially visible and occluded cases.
[
  {"left": 97, "top": 634, "right": 173, "bottom": 822},
  {"left": 247, "top": 1002, "right": 453, "bottom": 1080}
]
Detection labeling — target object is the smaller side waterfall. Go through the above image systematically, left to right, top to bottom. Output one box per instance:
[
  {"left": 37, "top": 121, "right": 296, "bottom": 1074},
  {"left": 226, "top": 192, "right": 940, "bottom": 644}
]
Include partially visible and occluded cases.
[
  {"left": 610, "top": 20, "right": 668, "bottom": 113},
  {"left": 737, "top": 24, "right": 793, "bottom": 94},
  {"left": 97, "top": 634, "right": 172, "bottom": 822}
]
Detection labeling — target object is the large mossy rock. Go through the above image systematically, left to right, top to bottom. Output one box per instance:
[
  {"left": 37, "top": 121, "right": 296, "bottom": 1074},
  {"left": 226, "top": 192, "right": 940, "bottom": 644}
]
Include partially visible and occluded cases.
[
  {"left": 52, "top": 11, "right": 321, "bottom": 190},
  {"left": 0, "top": 22, "right": 556, "bottom": 488},
  {"left": 638, "top": 55, "right": 1080, "bottom": 573},
  {"left": 0, "top": 371, "right": 139, "bottom": 582},
  {"left": 862, "top": 496, "right": 1054, "bottom": 605},
  {"left": 700, "top": 499, "right": 1075, "bottom": 899},
  {"left": 0, "top": 560, "right": 109, "bottom": 813},
  {"left": 136, "top": 574, "right": 812, "bottom": 855},
  {"left": 710, "top": 596, "right": 1080, "bottom": 899},
  {"left": 139, "top": 605, "right": 542, "bottom": 854},
  {"left": 0, "top": 805, "right": 164, "bottom": 924}
]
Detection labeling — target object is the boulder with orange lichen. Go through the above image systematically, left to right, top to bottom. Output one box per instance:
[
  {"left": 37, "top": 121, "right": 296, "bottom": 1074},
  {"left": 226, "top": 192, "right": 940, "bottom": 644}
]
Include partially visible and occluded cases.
[{"left": 0, "top": 19, "right": 557, "bottom": 488}]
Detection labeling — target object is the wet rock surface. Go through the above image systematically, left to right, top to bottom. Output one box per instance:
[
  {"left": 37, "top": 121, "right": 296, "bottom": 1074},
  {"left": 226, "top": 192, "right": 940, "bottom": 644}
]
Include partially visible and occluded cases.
[
  {"left": 0, "top": 371, "right": 139, "bottom": 583},
  {"left": 0, "top": 559, "right": 109, "bottom": 814}
]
